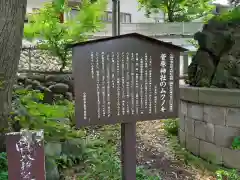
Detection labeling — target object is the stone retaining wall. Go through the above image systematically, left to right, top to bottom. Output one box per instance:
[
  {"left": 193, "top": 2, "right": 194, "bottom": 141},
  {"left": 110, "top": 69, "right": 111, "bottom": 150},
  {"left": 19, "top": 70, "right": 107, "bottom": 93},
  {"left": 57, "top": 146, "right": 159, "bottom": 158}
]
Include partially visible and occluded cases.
[
  {"left": 16, "top": 73, "right": 74, "bottom": 104},
  {"left": 179, "top": 86, "right": 240, "bottom": 169}
]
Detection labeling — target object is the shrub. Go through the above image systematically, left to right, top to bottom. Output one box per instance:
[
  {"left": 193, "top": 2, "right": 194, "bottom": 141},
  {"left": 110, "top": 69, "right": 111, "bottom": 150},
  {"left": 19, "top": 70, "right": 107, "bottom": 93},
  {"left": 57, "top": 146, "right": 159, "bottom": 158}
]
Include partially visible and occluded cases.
[
  {"left": 213, "top": 6, "right": 240, "bottom": 23},
  {"left": 9, "top": 89, "right": 161, "bottom": 179},
  {"left": 163, "top": 119, "right": 179, "bottom": 136},
  {"left": 232, "top": 136, "right": 240, "bottom": 150},
  {"left": 0, "top": 152, "right": 8, "bottom": 180},
  {"left": 216, "top": 169, "right": 240, "bottom": 180}
]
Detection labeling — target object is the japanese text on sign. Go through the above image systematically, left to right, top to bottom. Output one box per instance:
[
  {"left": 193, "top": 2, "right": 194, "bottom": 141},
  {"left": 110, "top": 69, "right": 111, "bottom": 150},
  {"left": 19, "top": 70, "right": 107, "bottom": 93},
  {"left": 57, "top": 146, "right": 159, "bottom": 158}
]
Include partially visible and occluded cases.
[
  {"left": 80, "top": 51, "right": 176, "bottom": 122},
  {"left": 160, "top": 53, "right": 167, "bottom": 113},
  {"left": 15, "top": 130, "right": 44, "bottom": 180}
]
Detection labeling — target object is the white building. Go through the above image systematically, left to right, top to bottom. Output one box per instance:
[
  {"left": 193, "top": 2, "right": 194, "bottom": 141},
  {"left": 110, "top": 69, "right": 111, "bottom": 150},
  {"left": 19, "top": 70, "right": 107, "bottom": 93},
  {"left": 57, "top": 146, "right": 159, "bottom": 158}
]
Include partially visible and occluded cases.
[
  {"left": 25, "top": 0, "right": 203, "bottom": 49},
  {"left": 26, "top": 0, "right": 164, "bottom": 23}
]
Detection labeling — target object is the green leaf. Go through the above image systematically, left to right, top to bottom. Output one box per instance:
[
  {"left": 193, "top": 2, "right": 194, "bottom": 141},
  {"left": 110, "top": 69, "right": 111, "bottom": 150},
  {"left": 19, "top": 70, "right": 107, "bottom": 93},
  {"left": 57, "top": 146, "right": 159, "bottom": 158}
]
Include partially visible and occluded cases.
[
  {"left": 24, "top": 0, "right": 107, "bottom": 72},
  {"left": 138, "top": 0, "right": 214, "bottom": 22}
]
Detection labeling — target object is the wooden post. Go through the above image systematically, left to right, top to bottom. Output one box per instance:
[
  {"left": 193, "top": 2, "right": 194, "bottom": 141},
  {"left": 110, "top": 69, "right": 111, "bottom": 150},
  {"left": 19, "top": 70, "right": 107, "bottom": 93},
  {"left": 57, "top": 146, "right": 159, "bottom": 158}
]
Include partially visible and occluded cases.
[
  {"left": 182, "top": 52, "right": 189, "bottom": 75},
  {"left": 121, "top": 123, "right": 136, "bottom": 180}
]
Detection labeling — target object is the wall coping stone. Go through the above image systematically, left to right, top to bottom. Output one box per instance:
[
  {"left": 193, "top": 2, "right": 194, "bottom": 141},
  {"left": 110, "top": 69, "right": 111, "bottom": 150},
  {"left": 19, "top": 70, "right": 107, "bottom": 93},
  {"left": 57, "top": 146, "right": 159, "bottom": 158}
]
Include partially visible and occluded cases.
[{"left": 180, "top": 86, "right": 240, "bottom": 108}]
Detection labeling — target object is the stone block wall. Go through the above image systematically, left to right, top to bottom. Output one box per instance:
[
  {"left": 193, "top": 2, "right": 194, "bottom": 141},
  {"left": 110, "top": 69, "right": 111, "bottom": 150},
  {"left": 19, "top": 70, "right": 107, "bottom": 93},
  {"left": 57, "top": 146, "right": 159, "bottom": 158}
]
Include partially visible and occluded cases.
[{"left": 179, "top": 86, "right": 240, "bottom": 169}]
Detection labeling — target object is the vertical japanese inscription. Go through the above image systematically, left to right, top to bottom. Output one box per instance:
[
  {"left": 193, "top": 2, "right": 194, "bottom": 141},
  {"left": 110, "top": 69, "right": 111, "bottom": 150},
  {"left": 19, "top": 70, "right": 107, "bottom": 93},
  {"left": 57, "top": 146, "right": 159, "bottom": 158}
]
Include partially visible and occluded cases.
[
  {"left": 83, "top": 49, "right": 176, "bottom": 123},
  {"left": 90, "top": 52, "right": 94, "bottom": 79},
  {"left": 96, "top": 52, "right": 101, "bottom": 119},
  {"left": 101, "top": 52, "right": 106, "bottom": 116},
  {"left": 111, "top": 52, "right": 115, "bottom": 88},
  {"left": 116, "top": 52, "right": 121, "bottom": 116},
  {"left": 121, "top": 52, "right": 125, "bottom": 115},
  {"left": 126, "top": 52, "right": 130, "bottom": 115},
  {"left": 106, "top": 53, "right": 111, "bottom": 117},
  {"left": 130, "top": 53, "right": 135, "bottom": 115},
  {"left": 135, "top": 53, "right": 139, "bottom": 115},
  {"left": 144, "top": 53, "right": 148, "bottom": 111},
  {"left": 160, "top": 53, "right": 167, "bottom": 112},
  {"left": 169, "top": 53, "right": 174, "bottom": 112},
  {"left": 148, "top": 55, "right": 152, "bottom": 114},
  {"left": 140, "top": 56, "right": 144, "bottom": 114},
  {"left": 83, "top": 92, "right": 87, "bottom": 120},
  {"left": 14, "top": 130, "right": 44, "bottom": 180},
  {"left": 16, "top": 137, "right": 35, "bottom": 179}
]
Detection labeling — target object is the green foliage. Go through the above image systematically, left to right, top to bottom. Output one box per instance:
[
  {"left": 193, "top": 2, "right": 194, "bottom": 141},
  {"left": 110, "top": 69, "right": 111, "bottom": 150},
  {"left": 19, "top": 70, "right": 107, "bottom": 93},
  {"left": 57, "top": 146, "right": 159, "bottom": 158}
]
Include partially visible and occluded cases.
[
  {"left": 24, "top": 0, "right": 107, "bottom": 72},
  {"left": 137, "top": 0, "right": 214, "bottom": 22},
  {"left": 213, "top": 6, "right": 240, "bottom": 23},
  {"left": 188, "top": 39, "right": 199, "bottom": 49},
  {"left": 10, "top": 89, "right": 161, "bottom": 179},
  {"left": 12, "top": 89, "right": 81, "bottom": 142},
  {"left": 163, "top": 119, "right": 179, "bottom": 136},
  {"left": 76, "top": 126, "right": 161, "bottom": 179},
  {"left": 232, "top": 136, "right": 240, "bottom": 150},
  {"left": 0, "top": 153, "right": 8, "bottom": 180},
  {"left": 56, "top": 154, "right": 82, "bottom": 170},
  {"left": 136, "top": 167, "right": 161, "bottom": 180},
  {"left": 216, "top": 169, "right": 240, "bottom": 180}
]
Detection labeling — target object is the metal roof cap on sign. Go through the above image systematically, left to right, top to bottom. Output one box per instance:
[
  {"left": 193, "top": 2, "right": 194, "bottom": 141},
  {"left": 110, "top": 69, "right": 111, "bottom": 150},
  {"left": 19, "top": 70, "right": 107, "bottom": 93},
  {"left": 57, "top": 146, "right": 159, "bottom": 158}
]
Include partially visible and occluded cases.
[{"left": 67, "top": 33, "right": 188, "bottom": 51}]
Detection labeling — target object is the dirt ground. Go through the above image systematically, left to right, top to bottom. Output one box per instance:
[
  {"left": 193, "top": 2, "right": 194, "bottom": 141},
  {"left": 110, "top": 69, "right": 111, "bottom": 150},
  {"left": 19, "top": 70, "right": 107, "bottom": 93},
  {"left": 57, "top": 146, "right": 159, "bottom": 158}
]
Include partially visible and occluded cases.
[{"left": 136, "top": 120, "right": 216, "bottom": 180}]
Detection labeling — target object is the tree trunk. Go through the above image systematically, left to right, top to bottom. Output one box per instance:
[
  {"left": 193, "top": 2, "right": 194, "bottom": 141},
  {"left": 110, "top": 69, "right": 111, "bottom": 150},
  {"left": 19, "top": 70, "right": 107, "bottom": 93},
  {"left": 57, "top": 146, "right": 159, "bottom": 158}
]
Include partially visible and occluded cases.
[
  {"left": 0, "top": 0, "right": 27, "bottom": 152},
  {"left": 167, "top": 11, "right": 174, "bottom": 22}
]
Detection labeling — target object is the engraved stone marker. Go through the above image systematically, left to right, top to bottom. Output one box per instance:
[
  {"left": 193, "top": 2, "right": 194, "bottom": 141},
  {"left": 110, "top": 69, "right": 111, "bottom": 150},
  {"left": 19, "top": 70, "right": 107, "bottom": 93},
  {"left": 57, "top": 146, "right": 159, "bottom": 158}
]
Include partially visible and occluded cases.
[
  {"left": 70, "top": 33, "right": 185, "bottom": 127},
  {"left": 6, "top": 130, "right": 45, "bottom": 180}
]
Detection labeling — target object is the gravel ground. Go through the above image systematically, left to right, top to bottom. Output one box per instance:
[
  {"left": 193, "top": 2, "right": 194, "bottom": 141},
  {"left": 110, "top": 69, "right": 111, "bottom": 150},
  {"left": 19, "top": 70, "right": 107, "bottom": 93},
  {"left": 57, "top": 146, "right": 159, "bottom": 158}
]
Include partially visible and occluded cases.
[{"left": 136, "top": 120, "right": 216, "bottom": 180}]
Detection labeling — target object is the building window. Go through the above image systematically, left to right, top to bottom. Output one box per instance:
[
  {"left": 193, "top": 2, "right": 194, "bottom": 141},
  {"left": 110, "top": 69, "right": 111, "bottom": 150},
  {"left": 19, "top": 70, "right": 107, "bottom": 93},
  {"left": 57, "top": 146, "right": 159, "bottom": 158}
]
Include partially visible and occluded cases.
[
  {"left": 215, "top": 6, "right": 220, "bottom": 14},
  {"left": 32, "top": 8, "right": 40, "bottom": 12},
  {"left": 65, "top": 9, "right": 132, "bottom": 23},
  {"left": 68, "top": 9, "right": 79, "bottom": 20},
  {"left": 103, "top": 11, "right": 131, "bottom": 23},
  {"left": 107, "top": 12, "right": 112, "bottom": 22},
  {"left": 125, "top": 14, "right": 131, "bottom": 23},
  {"left": 24, "top": 15, "right": 28, "bottom": 23}
]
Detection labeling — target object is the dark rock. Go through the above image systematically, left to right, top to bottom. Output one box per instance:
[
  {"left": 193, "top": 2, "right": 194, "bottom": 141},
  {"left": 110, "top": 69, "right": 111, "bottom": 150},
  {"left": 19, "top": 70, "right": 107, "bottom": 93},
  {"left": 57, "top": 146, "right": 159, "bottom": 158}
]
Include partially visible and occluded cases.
[
  {"left": 188, "top": 17, "right": 240, "bottom": 89},
  {"left": 194, "top": 31, "right": 233, "bottom": 57},
  {"left": 188, "top": 50, "right": 215, "bottom": 87},
  {"left": 29, "top": 74, "right": 46, "bottom": 82},
  {"left": 45, "top": 74, "right": 72, "bottom": 84},
  {"left": 17, "top": 75, "right": 26, "bottom": 84},
  {"left": 25, "top": 78, "right": 33, "bottom": 86},
  {"left": 67, "top": 79, "right": 74, "bottom": 94},
  {"left": 31, "top": 80, "right": 41, "bottom": 89},
  {"left": 45, "top": 81, "right": 56, "bottom": 87},
  {"left": 49, "top": 83, "right": 69, "bottom": 94},
  {"left": 13, "top": 84, "right": 23, "bottom": 90},
  {"left": 25, "top": 84, "right": 33, "bottom": 90},
  {"left": 35, "top": 85, "right": 47, "bottom": 92},
  {"left": 43, "top": 88, "right": 54, "bottom": 104},
  {"left": 65, "top": 92, "right": 73, "bottom": 101},
  {"left": 53, "top": 94, "right": 63, "bottom": 102},
  {"left": 61, "top": 138, "right": 83, "bottom": 156},
  {"left": 45, "top": 142, "right": 62, "bottom": 157},
  {"left": 45, "top": 156, "right": 60, "bottom": 180}
]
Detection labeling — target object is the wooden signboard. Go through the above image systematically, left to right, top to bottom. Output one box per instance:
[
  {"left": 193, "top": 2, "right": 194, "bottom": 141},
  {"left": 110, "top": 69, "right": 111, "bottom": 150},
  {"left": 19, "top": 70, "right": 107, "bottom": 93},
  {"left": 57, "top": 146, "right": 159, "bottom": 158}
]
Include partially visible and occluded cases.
[
  {"left": 70, "top": 33, "right": 186, "bottom": 180},
  {"left": 71, "top": 33, "right": 185, "bottom": 127},
  {"left": 6, "top": 130, "right": 45, "bottom": 180}
]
